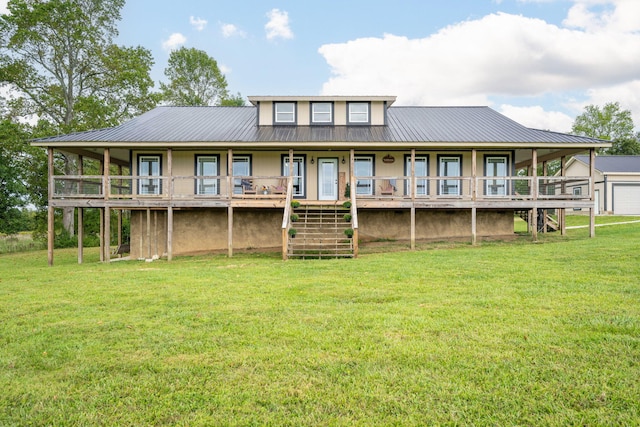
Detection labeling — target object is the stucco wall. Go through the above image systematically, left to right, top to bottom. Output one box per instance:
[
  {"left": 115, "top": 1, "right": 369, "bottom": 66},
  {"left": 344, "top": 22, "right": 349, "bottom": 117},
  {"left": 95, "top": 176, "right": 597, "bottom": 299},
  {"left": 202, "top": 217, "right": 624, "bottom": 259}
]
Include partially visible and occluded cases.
[
  {"left": 130, "top": 208, "right": 514, "bottom": 258},
  {"left": 130, "top": 208, "right": 283, "bottom": 259},
  {"left": 358, "top": 209, "right": 514, "bottom": 241}
]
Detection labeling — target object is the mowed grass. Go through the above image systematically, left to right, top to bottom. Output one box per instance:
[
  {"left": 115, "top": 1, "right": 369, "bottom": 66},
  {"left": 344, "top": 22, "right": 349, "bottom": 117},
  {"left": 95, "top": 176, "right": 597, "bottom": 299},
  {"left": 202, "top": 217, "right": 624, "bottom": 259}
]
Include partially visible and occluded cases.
[{"left": 1, "top": 221, "right": 639, "bottom": 425}]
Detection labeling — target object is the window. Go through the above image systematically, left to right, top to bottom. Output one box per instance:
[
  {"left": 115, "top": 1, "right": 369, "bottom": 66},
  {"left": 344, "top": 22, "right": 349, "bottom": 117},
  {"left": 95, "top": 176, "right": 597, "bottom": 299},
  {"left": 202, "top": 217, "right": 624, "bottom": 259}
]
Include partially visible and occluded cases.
[
  {"left": 274, "top": 102, "right": 296, "bottom": 124},
  {"left": 311, "top": 102, "right": 332, "bottom": 124},
  {"left": 348, "top": 102, "right": 369, "bottom": 124},
  {"left": 138, "top": 155, "right": 161, "bottom": 195},
  {"left": 195, "top": 155, "right": 219, "bottom": 195},
  {"left": 233, "top": 155, "right": 252, "bottom": 194},
  {"left": 282, "top": 155, "right": 306, "bottom": 197},
  {"left": 354, "top": 155, "right": 374, "bottom": 195},
  {"left": 405, "top": 155, "right": 429, "bottom": 196},
  {"left": 438, "top": 155, "right": 461, "bottom": 196},
  {"left": 485, "top": 156, "right": 508, "bottom": 196},
  {"left": 573, "top": 187, "right": 582, "bottom": 211}
]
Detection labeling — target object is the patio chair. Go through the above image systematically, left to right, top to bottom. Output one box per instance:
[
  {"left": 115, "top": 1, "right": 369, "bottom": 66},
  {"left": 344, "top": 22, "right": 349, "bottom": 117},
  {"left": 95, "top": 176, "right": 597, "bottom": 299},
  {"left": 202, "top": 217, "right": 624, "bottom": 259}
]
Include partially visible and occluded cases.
[
  {"left": 271, "top": 178, "right": 286, "bottom": 195},
  {"left": 241, "top": 179, "right": 256, "bottom": 194},
  {"left": 379, "top": 179, "right": 395, "bottom": 196}
]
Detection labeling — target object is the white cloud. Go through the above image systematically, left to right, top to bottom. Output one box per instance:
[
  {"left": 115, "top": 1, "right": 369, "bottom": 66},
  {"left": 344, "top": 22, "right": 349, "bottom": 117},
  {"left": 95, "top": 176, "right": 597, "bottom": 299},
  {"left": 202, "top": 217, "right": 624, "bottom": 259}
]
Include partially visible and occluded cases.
[
  {"left": 0, "top": 0, "right": 8, "bottom": 15},
  {"left": 319, "top": 1, "right": 640, "bottom": 132},
  {"left": 265, "top": 9, "right": 293, "bottom": 41},
  {"left": 190, "top": 16, "right": 207, "bottom": 32},
  {"left": 221, "top": 23, "right": 246, "bottom": 38},
  {"left": 162, "top": 33, "right": 187, "bottom": 52},
  {"left": 219, "top": 64, "right": 232, "bottom": 75},
  {"left": 579, "top": 80, "right": 640, "bottom": 130},
  {"left": 499, "top": 105, "right": 574, "bottom": 132}
]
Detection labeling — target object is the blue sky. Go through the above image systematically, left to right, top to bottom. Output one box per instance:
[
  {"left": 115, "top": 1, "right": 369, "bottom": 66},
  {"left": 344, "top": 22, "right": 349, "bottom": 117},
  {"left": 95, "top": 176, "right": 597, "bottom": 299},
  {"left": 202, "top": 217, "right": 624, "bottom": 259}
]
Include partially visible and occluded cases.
[{"left": 3, "top": 0, "right": 640, "bottom": 132}]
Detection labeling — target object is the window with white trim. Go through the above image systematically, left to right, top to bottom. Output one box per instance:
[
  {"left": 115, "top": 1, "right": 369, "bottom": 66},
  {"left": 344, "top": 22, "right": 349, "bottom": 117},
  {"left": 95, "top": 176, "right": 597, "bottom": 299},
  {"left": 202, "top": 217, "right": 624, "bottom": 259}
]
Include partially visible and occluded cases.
[
  {"left": 274, "top": 102, "right": 295, "bottom": 124},
  {"left": 311, "top": 102, "right": 332, "bottom": 124},
  {"left": 348, "top": 102, "right": 369, "bottom": 124},
  {"left": 138, "top": 155, "right": 161, "bottom": 195},
  {"left": 195, "top": 155, "right": 219, "bottom": 195},
  {"left": 233, "top": 155, "right": 252, "bottom": 194},
  {"left": 282, "top": 155, "right": 306, "bottom": 197},
  {"left": 354, "top": 155, "right": 374, "bottom": 195},
  {"left": 405, "top": 155, "right": 429, "bottom": 196},
  {"left": 439, "top": 155, "right": 461, "bottom": 196}
]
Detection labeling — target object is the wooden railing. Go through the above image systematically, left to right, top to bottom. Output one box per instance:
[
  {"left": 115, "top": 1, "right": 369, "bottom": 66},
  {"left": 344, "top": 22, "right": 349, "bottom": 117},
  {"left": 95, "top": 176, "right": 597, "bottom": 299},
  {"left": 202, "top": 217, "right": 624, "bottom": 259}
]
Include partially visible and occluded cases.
[{"left": 50, "top": 175, "right": 592, "bottom": 201}]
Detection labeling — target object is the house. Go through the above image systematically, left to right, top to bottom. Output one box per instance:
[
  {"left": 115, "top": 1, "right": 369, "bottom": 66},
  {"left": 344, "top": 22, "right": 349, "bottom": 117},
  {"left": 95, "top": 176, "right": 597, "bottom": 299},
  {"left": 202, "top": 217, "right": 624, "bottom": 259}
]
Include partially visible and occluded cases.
[
  {"left": 32, "top": 95, "right": 610, "bottom": 264},
  {"left": 565, "top": 155, "right": 640, "bottom": 215}
]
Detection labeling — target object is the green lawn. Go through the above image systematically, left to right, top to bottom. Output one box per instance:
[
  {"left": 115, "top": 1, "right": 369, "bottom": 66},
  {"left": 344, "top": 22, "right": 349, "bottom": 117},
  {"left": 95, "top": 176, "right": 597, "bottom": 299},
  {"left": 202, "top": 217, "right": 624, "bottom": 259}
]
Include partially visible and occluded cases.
[{"left": 1, "top": 221, "right": 639, "bottom": 425}]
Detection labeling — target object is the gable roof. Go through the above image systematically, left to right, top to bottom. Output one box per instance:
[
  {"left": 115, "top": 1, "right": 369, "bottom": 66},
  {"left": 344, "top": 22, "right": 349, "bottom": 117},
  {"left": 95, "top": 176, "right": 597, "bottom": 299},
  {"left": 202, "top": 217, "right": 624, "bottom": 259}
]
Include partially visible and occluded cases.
[
  {"left": 32, "top": 105, "right": 607, "bottom": 148},
  {"left": 572, "top": 155, "right": 640, "bottom": 174}
]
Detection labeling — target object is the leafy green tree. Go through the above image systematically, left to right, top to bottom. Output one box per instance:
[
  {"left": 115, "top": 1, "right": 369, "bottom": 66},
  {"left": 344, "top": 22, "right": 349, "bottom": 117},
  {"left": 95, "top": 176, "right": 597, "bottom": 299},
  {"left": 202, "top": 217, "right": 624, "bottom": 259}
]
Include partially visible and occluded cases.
[
  {"left": 0, "top": 0, "right": 159, "bottom": 235},
  {"left": 161, "top": 47, "right": 240, "bottom": 106},
  {"left": 571, "top": 102, "right": 640, "bottom": 154},
  {"left": 0, "top": 120, "right": 27, "bottom": 234}
]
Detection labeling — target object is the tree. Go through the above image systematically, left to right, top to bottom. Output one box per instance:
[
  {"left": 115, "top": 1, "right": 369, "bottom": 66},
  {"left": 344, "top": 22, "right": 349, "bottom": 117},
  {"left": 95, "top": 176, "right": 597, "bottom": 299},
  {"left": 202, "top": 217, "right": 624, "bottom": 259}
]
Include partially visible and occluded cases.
[
  {"left": 0, "top": 0, "right": 159, "bottom": 235},
  {"left": 160, "top": 47, "right": 237, "bottom": 106},
  {"left": 571, "top": 102, "right": 640, "bottom": 155},
  {"left": 0, "top": 119, "right": 30, "bottom": 234}
]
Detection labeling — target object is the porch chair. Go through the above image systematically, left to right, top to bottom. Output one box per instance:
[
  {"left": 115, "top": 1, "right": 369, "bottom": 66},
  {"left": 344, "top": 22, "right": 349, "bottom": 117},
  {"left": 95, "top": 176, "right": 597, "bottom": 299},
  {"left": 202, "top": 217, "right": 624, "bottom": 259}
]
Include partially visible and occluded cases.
[
  {"left": 271, "top": 178, "right": 286, "bottom": 195},
  {"left": 241, "top": 179, "right": 256, "bottom": 195},
  {"left": 379, "top": 179, "right": 395, "bottom": 196}
]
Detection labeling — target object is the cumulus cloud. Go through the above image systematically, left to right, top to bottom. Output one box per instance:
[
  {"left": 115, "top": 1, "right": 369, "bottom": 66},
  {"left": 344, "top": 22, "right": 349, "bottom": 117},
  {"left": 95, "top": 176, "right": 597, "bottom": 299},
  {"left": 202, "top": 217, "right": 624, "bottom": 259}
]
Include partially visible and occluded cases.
[
  {"left": 0, "top": 0, "right": 8, "bottom": 15},
  {"left": 319, "top": 0, "right": 640, "bottom": 132},
  {"left": 265, "top": 9, "right": 293, "bottom": 41},
  {"left": 190, "top": 16, "right": 207, "bottom": 31},
  {"left": 221, "top": 23, "right": 246, "bottom": 38},
  {"left": 162, "top": 33, "right": 187, "bottom": 52},
  {"left": 499, "top": 105, "right": 574, "bottom": 132}
]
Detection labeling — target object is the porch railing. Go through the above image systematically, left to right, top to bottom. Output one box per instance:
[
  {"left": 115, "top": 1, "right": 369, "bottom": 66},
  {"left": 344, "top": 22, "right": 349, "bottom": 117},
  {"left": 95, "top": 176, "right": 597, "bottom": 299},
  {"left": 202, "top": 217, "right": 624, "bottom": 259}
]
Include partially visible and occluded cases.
[{"left": 50, "top": 175, "right": 591, "bottom": 201}]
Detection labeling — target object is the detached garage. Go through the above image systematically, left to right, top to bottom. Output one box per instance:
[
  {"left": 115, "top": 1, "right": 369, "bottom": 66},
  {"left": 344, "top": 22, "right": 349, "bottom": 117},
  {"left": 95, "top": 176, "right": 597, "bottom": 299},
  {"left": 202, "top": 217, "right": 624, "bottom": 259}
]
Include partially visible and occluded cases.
[
  {"left": 566, "top": 156, "right": 640, "bottom": 215},
  {"left": 613, "top": 184, "right": 640, "bottom": 215}
]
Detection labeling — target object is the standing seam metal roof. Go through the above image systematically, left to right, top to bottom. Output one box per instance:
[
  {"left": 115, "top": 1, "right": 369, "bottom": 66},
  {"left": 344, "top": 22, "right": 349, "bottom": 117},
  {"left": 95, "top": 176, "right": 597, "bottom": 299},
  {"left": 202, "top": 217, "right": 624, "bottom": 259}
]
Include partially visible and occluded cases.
[{"left": 32, "top": 105, "right": 607, "bottom": 146}]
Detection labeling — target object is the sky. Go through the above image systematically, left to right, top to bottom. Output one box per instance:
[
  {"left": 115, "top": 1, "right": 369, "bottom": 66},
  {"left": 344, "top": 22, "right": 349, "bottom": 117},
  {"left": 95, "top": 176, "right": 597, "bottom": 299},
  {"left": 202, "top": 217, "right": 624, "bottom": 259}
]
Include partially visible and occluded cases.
[{"left": 2, "top": 0, "right": 640, "bottom": 133}]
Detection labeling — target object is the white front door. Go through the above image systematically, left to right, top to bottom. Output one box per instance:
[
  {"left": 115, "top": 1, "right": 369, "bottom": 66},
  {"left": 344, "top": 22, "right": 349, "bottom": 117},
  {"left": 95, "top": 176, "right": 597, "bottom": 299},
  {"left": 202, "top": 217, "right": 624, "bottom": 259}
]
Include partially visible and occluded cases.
[{"left": 318, "top": 158, "right": 338, "bottom": 200}]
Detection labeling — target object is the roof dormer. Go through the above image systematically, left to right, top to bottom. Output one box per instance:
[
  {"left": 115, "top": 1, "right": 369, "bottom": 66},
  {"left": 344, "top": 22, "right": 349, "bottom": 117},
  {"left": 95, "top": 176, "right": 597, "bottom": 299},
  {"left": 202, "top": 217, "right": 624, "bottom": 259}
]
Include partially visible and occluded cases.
[{"left": 248, "top": 96, "right": 396, "bottom": 127}]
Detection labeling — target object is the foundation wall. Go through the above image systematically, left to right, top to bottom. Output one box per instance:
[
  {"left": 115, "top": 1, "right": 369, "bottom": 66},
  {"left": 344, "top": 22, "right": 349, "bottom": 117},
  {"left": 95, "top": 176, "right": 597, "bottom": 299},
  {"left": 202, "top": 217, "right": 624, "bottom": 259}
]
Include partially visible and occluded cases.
[{"left": 130, "top": 208, "right": 514, "bottom": 258}]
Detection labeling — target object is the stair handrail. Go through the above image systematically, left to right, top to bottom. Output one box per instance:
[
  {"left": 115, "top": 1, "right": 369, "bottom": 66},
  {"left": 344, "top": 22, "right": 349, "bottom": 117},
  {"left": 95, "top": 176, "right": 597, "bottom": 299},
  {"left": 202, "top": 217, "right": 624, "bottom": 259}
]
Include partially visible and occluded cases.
[
  {"left": 350, "top": 174, "right": 359, "bottom": 257},
  {"left": 281, "top": 178, "right": 295, "bottom": 260}
]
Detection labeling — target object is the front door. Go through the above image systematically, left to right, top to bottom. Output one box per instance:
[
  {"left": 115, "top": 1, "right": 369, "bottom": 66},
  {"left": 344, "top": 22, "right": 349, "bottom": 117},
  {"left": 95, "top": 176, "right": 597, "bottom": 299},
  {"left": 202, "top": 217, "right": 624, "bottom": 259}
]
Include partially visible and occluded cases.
[{"left": 318, "top": 158, "right": 338, "bottom": 200}]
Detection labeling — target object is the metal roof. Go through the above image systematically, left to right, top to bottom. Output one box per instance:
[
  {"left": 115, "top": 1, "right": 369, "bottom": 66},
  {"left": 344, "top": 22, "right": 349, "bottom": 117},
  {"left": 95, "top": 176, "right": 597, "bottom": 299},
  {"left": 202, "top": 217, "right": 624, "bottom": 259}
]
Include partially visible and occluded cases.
[
  {"left": 32, "top": 105, "right": 607, "bottom": 147},
  {"left": 573, "top": 155, "right": 640, "bottom": 173}
]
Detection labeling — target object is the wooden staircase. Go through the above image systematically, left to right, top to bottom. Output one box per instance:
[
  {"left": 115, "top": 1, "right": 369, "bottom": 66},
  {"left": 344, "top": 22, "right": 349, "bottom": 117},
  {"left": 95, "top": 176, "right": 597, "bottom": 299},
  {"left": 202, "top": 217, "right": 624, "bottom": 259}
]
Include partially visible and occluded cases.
[
  {"left": 287, "top": 204, "right": 354, "bottom": 259},
  {"left": 516, "top": 209, "right": 559, "bottom": 233}
]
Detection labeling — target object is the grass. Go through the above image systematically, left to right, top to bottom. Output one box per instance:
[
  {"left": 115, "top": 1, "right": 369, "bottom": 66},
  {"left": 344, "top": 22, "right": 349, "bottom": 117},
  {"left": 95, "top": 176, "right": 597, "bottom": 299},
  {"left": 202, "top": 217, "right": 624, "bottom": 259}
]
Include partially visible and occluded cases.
[
  {"left": 1, "top": 220, "right": 639, "bottom": 425},
  {"left": 0, "top": 233, "right": 46, "bottom": 254}
]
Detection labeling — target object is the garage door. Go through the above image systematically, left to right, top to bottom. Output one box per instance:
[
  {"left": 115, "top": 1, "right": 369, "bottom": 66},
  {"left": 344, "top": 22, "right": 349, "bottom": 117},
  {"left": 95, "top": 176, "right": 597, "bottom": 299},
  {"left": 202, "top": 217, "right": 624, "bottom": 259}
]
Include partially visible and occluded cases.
[{"left": 613, "top": 185, "right": 640, "bottom": 215}]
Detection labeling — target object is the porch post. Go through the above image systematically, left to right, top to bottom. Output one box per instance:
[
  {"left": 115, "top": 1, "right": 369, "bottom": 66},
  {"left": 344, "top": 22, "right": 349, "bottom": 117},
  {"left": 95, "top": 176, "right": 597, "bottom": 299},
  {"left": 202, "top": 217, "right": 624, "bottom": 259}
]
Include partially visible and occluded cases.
[
  {"left": 47, "top": 147, "right": 54, "bottom": 266},
  {"left": 103, "top": 148, "right": 111, "bottom": 262},
  {"left": 167, "top": 148, "right": 173, "bottom": 261},
  {"left": 227, "top": 148, "right": 233, "bottom": 257},
  {"left": 350, "top": 148, "right": 358, "bottom": 258},
  {"left": 410, "top": 148, "right": 416, "bottom": 250},
  {"left": 589, "top": 148, "right": 596, "bottom": 238},
  {"left": 471, "top": 149, "right": 477, "bottom": 245},
  {"left": 531, "top": 149, "right": 538, "bottom": 242},
  {"left": 77, "top": 155, "right": 84, "bottom": 264},
  {"left": 560, "top": 156, "right": 567, "bottom": 235},
  {"left": 98, "top": 158, "right": 105, "bottom": 262},
  {"left": 542, "top": 160, "right": 548, "bottom": 234},
  {"left": 117, "top": 165, "right": 123, "bottom": 250},
  {"left": 167, "top": 206, "right": 173, "bottom": 261},
  {"left": 104, "top": 207, "right": 110, "bottom": 262},
  {"left": 146, "top": 208, "right": 151, "bottom": 259}
]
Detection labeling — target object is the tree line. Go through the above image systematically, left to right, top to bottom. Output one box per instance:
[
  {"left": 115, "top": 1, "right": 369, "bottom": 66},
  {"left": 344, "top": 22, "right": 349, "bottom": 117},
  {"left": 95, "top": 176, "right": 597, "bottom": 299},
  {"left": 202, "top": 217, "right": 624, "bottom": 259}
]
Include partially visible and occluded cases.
[{"left": 1, "top": 0, "right": 639, "bottom": 240}]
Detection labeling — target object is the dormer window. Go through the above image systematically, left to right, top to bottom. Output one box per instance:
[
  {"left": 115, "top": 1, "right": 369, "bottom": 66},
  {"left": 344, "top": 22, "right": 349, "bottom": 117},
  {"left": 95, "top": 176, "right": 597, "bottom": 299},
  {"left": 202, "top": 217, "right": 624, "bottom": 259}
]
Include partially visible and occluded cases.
[
  {"left": 274, "top": 102, "right": 296, "bottom": 124},
  {"left": 311, "top": 102, "right": 333, "bottom": 124},
  {"left": 348, "top": 102, "right": 370, "bottom": 124}
]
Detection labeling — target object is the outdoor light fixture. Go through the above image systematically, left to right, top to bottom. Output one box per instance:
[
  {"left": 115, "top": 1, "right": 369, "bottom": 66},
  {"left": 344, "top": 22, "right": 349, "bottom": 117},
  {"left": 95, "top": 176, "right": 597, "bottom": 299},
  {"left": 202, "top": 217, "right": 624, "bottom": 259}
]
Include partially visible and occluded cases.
[
  {"left": 310, "top": 156, "right": 315, "bottom": 164},
  {"left": 342, "top": 156, "right": 346, "bottom": 164}
]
